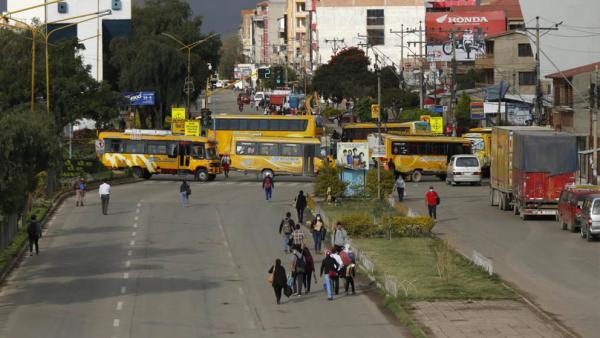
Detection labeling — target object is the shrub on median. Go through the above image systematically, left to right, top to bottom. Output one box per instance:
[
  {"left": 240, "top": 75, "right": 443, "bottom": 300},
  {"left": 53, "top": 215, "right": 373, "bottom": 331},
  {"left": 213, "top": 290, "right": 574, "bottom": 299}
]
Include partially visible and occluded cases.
[{"left": 338, "top": 214, "right": 435, "bottom": 238}]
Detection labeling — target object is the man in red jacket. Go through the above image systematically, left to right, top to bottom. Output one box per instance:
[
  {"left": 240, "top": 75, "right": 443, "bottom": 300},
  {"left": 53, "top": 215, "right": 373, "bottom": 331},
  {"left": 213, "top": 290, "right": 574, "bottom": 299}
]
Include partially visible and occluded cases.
[{"left": 425, "top": 186, "right": 439, "bottom": 219}]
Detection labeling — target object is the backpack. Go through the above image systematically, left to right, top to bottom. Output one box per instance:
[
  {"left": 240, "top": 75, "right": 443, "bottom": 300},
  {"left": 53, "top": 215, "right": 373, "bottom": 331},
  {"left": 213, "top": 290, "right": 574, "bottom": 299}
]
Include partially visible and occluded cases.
[
  {"left": 435, "top": 194, "right": 440, "bottom": 205},
  {"left": 283, "top": 219, "right": 294, "bottom": 234},
  {"left": 27, "top": 221, "right": 39, "bottom": 237},
  {"left": 294, "top": 254, "right": 306, "bottom": 273}
]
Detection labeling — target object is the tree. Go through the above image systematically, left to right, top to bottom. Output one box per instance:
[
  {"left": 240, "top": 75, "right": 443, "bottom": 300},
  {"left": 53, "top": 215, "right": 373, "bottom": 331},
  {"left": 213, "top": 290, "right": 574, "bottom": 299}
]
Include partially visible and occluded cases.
[
  {"left": 110, "top": 0, "right": 221, "bottom": 128},
  {"left": 217, "top": 33, "right": 242, "bottom": 79},
  {"left": 312, "top": 47, "right": 375, "bottom": 103},
  {"left": 380, "top": 66, "right": 400, "bottom": 89},
  {"left": 457, "top": 69, "right": 485, "bottom": 90},
  {"left": 381, "top": 88, "right": 419, "bottom": 120},
  {"left": 455, "top": 92, "right": 472, "bottom": 130},
  {"left": 365, "top": 168, "right": 395, "bottom": 199}
]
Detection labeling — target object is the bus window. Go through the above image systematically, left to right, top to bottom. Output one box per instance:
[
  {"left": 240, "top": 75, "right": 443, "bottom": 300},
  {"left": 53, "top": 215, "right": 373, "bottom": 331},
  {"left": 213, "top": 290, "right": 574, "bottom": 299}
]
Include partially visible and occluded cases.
[
  {"left": 239, "top": 119, "right": 248, "bottom": 130},
  {"left": 248, "top": 119, "right": 260, "bottom": 130},
  {"left": 259, "top": 119, "right": 269, "bottom": 130},
  {"left": 106, "top": 139, "right": 122, "bottom": 153},
  {"left": 123, "top": 140, "right": 144, "bottom": 153},
  {"left": 147, "top": 142, "right": 167, "bottom": 155},
  {"left": 167, "top": 142, "right": 178, "bottom": 158},
  {"left": 236, "top": 142, "right": 257, "bottom": 155},
  {"left": 392, "top": 142, "right": 409, "bottom": 155},
  {"left": 408, "top": 142, "right": 427, "bottom": 155},
  {"left": 191, "top": 143, "right": 205, "bottom": 159},
  {"left": 258, "top": 143, "right": 279, "bottom": 156},
  {"left": 281, "top": 143, "right": 302, "bottom": 156},
  {"left": 430, "top": 143, "right": 446, "bottom": 155}
]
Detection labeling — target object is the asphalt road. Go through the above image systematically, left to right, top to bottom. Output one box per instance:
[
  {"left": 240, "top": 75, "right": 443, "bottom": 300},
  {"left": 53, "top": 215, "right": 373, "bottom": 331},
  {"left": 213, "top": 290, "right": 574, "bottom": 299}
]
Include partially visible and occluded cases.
[
  {"left": 209, "top": 89, "right": 260, "bottom": 115},
  {"left": 0, "top": 174, "right": 406, "bottom": 338},
  {"left": 402, "top": 178, "right": 599, "bottom": 338}
]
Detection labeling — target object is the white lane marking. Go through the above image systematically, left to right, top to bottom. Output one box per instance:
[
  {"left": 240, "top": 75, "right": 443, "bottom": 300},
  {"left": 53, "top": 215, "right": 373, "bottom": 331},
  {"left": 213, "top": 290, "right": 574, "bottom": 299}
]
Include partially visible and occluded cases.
[
  {"left": 136, "top": 209, "right": 140, "bottom": 214},
  {"left": 134, "top": 216, "right": 139, "bottom": 221},
  {"left": 133, "top": 223, "right": 138, "bottom": 228},
  {"left": 132, "top": 232, "right": 136, "bottom": 237},
  {"left": 130, "top": 240, "right": 135, "bottom": 246},
  {"left": 127, "top": 250, "right": 132, "bottom": 257},
  {"left": 125, "top": 261, "right": 131, "bottom": 268},
  {"left": 123, "top": 273, "right": 129, "bottom": 279},
  {"left": 120, "top": 286, "right": 126, "bottom": 294},
  {"left": 238, "top": 287, "right": 244, "bottom": 295},
  {"left": 116, "top": 301, "right": 123, "bottom": 311},
  {"left": 113, "top": 319, "right": 120, "bottom": 327}
]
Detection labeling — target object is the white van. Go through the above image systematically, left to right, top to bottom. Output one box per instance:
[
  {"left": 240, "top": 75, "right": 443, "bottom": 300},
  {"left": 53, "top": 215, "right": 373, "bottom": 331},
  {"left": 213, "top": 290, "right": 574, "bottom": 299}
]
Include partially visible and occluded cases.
[{"left": 446, "top": 154, "right": 482, "bottom": 185}]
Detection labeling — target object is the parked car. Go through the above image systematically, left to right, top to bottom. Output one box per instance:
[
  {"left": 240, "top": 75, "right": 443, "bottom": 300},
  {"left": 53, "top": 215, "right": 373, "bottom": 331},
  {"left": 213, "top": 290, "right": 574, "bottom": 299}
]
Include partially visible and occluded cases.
[
  {"left": 446, "top": 154, "right": 481, "bottom": 185},
  {"left": 557, "top": 185, "right": 600, "bottom": 232},
  {"left": 579, "top": 194, "right": 600, "bottom": 241}
]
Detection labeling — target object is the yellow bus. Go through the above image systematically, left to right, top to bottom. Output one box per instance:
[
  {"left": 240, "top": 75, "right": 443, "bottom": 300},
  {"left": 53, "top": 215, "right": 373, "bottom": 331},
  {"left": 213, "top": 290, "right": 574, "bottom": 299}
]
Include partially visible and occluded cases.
[
  {"left": 204, "top": 114, "right": 325, "bottom": 156},
  {"left": 341, "top": 121, "right": 431, "bottom": 142},
  {"left": 464, "top": 128, "right": 492, "bottom": 170},
  {"left": 97, "top": 130, "right": 221, "bottom": 181},
  {"left": 380, "top": 133, "right": 472, "bottom": 182},
  {"left": 230, "top": 135, "right": 325, "bottom": 178}
]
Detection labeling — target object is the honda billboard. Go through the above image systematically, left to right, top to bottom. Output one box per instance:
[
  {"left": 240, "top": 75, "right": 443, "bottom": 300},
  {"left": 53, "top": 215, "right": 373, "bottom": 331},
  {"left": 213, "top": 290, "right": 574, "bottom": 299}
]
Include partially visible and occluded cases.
[
  {"left": 426, "top": 0, "right": 477, "bottom": 9},
  {"left": 426, "top": 10, "right": 506, "bottom": 62}
]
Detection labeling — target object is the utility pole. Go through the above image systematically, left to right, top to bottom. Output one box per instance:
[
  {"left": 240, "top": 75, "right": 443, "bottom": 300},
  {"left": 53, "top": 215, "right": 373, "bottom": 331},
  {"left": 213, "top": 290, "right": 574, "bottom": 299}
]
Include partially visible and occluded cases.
[
  {"left": 524, "top": 16, "right": 560, "bottom": 125},
  {"left": 406, "top": 21, "right": 427, "bottom": 109},
  {"left": 390, "top": 24, "right": 406, "bottom": 88},
  {"left": 450, "top": 31, "right": 457, "bottom": 135},
  {"left": 325, "top": 37, "right": 344, "bottom": 54},
  {"left": 377, "top": 64, "right": 382, "bottom": 200},
  {"left": 593, "top": 66, "right": 599, "bottom": 184}
]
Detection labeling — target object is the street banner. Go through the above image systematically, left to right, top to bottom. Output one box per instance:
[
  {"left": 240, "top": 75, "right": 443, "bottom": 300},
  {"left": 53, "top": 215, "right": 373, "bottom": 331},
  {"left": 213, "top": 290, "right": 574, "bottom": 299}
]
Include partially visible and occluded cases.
[
  {"left": 426, "top": 10, "right": 506, "bottom": 62},
  {"left": 123, "top": 91, "right": 155, "bottom": 106},
  {"left": 470, "top": 101, "right": 485, "bottom": 120},
  {"left": 371, "top": 104, "right": 380, "bottom": 119},
  {"left": 172, "top": 107, "right": 186, "bottom": 120},
  {"left": 430, "top": 116, "right": 444, "bottom": 134},
  {"left": 171, "top": 120, "right": 185, "bottom": 134},
  {"left": 184, "top": 121, "right": 200, "bottom": 136},
  {"left": 367, "top": 135, "right": 386, "bottom": 158},
  {"left": 336, "top": 142, "right": 369, "bottom": 169}
]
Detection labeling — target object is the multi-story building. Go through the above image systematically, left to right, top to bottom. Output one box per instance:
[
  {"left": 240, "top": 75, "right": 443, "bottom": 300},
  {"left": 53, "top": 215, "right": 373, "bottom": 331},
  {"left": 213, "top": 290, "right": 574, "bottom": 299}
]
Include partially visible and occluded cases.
[
  {"left": 6, "top": 0, "right": 131, "bottom": 81},
  {"left": 286, "top": 0, "right": 316, "bottom": 73},
  {"left": 316, "top": 0, "right": 425, "bottom": 68},
  {"left": 246, "top": 1, "right": 287, "bottom": 65},
  {"left": 240, "top": 9, "right": 255, "bottom": 63}
]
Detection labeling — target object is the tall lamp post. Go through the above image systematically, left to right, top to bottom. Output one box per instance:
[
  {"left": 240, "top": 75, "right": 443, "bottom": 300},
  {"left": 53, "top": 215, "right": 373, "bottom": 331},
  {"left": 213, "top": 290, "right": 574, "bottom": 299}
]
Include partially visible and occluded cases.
[{"left": 162, "top": 32, "right": 217, "bottom": 116}]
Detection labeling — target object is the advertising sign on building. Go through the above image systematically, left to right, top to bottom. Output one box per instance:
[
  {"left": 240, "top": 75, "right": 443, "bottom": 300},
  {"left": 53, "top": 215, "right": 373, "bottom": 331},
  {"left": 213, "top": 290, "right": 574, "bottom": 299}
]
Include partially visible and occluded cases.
[
  {"left": 426, "top": 10, "right": 506, "bottom": 62},
  {"left": 123, "top": 91, "right": 155, "bottom": 106},
  {"left": 470, "top": 101, "right": 485, "bottom": 120},
  {"left": 171, "top": 120, "right": 185, "bottom": 134},
  {"left": 184, "top": 121, "right": 200, "bottom": 136},
  {"left": 367, "top": 135, "right": 386, "bottom": 158},
  {"left": 336, "top": 142, "right": 369, "bottom": 170}
]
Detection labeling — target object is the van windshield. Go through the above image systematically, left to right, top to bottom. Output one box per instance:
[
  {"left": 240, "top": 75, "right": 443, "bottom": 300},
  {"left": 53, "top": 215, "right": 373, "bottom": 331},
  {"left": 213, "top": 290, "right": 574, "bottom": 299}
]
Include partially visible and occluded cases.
[{"left": 456, "top": 157, "right": 479, "bottom": 167}]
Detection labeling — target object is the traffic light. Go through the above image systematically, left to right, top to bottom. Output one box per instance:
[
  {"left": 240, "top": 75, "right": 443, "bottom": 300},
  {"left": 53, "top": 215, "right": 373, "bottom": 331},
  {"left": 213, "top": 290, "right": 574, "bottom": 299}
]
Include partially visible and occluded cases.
[
  {"left": 274, "top": 66, "right": 283, "bottom": 85},
  {"left": 201, "top": 108, "right": 212, "bottom": 129}
]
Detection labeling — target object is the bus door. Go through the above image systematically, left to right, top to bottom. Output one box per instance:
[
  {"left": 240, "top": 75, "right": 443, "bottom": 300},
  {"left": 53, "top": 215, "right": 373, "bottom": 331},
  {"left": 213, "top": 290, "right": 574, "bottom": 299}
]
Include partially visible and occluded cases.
[
  {"left": 178, "top": 141, "right": 192, "bottom": 170},
  {"left": 302, "top": 144, "right": 315, "bottom": 176}
]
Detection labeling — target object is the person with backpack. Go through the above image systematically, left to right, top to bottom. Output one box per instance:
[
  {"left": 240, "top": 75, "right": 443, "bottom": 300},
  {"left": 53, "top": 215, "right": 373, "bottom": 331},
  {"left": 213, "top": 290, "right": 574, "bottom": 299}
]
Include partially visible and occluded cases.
[
  {"left": 262, "top": 173, "right": 274, "bottom": 201},
  {"left": 74, "top": 177, "right": 86, "bottom": 207},
  {"left": 180, "top": 180, "right": 191, "bottom": 206},
  {"left": 425, "top": 186, "right": 440, "bottom": 219},
  {"left": 294, "top": 190, "right": 307, "bottom": 224},
  {"left": 278, "top": 212, "right": 295, "bottom": 253},
  {"left": 310, "top": 214, "right": 325, "bottom": 253},
  {"left": 27, "top": 215, "right": 42, "bottom": 256},
  {"left": 290, "top": 224, "right": 305, "bottom": 247},
  {"left": 289, "top": 245, "right": 306, "bottom": 296},
  {"left": 302, "top": 246, "right": 317, "bottom": 294},
  {"left": 320, "top": 250, "right": 339, "bottom": 301},
  {"left": 268, "top": 259, "right": 288, "bottom": 304}
]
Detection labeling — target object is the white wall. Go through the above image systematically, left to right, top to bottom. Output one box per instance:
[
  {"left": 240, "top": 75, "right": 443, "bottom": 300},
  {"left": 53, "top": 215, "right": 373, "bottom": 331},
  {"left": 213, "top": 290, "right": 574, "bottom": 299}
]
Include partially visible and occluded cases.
[
  {"left": 7, "top": 0, "right": 132, "bottom": 81},
  {"left": 519, "top": 0, "right": 600, "bottom": 76},
  {"left": 317, "top": 6, "right": 425, "bottom": 67}
]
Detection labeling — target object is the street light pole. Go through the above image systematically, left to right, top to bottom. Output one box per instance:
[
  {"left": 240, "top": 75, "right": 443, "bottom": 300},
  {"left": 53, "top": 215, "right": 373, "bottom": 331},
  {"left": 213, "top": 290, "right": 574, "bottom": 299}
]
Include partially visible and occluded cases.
[{"left": 377, "top": 67, "right": 382, "bottom": 200}]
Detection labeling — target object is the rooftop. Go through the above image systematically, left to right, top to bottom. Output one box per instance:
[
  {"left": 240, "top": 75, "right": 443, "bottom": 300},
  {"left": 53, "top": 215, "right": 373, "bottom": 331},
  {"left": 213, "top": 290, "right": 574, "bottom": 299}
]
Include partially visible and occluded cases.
[
  {"left": 450, "top": 0, "right": 523, "bottom": 20},
  {"left": 546, "top": 61, "right": 600, "bottom": 79}
]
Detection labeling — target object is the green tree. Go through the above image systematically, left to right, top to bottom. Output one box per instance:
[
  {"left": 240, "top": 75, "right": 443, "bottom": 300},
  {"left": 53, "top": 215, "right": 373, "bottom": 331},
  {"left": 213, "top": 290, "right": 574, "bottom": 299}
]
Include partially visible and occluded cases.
[
  {"left": 110, "top": 0, "right": 221, "bottom": 128},
  {"left": 217, "top": 33, "right": 242, "bottom": 79},
  {"left": 380, "top": 66, "right": 400, "bottom": 89},
  {"left": 456, "top": 69, "right": 485, "bottom": 90},
  {"left": 381, "top": 88, "right": 419, "bottom": 120},
  {"left": 455, "top": 92, "right": 472, "bottom": 130},
  {"left": 353, "top": 97, "right": 375, "bottom": 122},
  {"left": 313, "top": 165, "right": 347, "bottom": 199},
  {"left": 365, "top": 168, "right": 395, "bottom": 199}
]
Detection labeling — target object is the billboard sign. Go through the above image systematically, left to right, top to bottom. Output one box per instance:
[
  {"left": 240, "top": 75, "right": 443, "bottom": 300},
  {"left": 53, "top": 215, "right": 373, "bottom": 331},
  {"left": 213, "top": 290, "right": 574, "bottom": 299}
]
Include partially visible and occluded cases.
[
  {"left": 426, "top": 0, "right": 477, "bottom": 9},
  {"left": 426, "top": 10, "right": 506, "bottom": 62},
  {"left": 123, "top": 91, "right": 155, "bottom": 106},
  {"left": 470, "top": 101, "right": 485, "bottom": 120},
  {"left": 336, "top": 142, "right": 369, "bottom": 170}
]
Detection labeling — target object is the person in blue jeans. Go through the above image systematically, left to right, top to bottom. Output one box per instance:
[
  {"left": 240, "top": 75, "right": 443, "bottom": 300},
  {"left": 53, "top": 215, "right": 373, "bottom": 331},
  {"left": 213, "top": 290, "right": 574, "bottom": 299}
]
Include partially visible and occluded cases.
[
  {"left": 262, "top": 174, "right": 274, "bottom": 201},
  {"left": 278, "top": 212, "right": 295, "bottom": 253},
  {"left": 310, "top": 214, "right": 324, "bottom": 253},
  {"left": 320, "top": 250, "right": 339, "bottom": 300}
]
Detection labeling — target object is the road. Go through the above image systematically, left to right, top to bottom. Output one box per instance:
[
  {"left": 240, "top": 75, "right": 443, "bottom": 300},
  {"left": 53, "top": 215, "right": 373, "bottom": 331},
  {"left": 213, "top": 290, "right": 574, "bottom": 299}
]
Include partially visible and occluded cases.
[
  {"left": 209, "top": 88, "right": 260, "bottom": 115},
  {"left": 0, "top": 174, "right": 406, "bottom": 338},
  {"left": 402, "top": 178, "right": 599, "bottom": 338}
]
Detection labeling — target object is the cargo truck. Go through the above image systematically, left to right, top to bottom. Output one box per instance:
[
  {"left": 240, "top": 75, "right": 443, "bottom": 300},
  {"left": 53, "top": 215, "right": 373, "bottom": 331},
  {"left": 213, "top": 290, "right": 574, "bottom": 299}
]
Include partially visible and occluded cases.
[{"left": 490, "top": 127, "right": 577, "bottom": 220}]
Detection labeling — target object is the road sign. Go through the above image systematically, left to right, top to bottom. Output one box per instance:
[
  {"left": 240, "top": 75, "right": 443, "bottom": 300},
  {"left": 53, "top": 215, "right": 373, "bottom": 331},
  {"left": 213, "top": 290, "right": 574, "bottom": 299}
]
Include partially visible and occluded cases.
[
  {"left": 470, "top": 101, "right": 485, "bottom": 120},
  {"left": 371, "top": 104, "right": 380, "bottom": 119},
  {"left": 172, "top": 107, "right": 186, "bottom": 120},
  {"left": 430, "top": 116, "right": 444, "bottom": 134},
  {"left": 171, "top": 120, "right": 185, "bottom": 134},
  {"left": 184, "top": 121, "right": 200, "bottom": 136}
]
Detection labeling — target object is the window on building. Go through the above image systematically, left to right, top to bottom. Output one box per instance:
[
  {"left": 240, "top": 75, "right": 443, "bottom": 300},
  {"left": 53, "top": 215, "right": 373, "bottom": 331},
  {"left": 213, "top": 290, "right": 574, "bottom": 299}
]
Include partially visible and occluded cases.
[
  {"left": 297, "top": 3, "right": 305, "bottom": 12},
  {"left": 366, "top": 9, "right": 384, "bottom": 26},
  {"left": 366, "top": 9, "right": 385, "bottom": 46},
  {"left": 297, "top": 18, "right": 306, "bottom": 28},
  {"left": 367, "top": 29, "right": 385, "bottom": 46},
  {"left": 485, "top": 41, "right": 494, "bottom": 56},
  {"left": 518, "top": 43, "right": 533, "bottom": 57},
  {"left": 519, "top": 71, "right": 536, "bottom": 85}
]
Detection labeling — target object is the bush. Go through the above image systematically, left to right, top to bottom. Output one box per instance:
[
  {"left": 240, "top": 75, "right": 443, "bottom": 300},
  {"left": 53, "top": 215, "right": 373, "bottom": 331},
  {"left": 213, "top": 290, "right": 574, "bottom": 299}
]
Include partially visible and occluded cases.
[
  {"left": 321, "top": 106, "right": 345, "bottom": 120},
  {"left": 314, "top": 165, "right": 347, "bottom": 199},
  {"left": 366, "top": 167, "right": 395, "bottom": 198},
  {"left": 338, "top": 213, "right": 435, "bottom": 238}
]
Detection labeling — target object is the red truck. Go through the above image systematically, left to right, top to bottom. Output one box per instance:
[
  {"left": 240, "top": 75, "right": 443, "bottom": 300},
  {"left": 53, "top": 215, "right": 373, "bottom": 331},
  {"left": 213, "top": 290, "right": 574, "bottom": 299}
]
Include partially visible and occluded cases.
[{"left": 490, "top": 127, "right": 578, "bottom": 220}]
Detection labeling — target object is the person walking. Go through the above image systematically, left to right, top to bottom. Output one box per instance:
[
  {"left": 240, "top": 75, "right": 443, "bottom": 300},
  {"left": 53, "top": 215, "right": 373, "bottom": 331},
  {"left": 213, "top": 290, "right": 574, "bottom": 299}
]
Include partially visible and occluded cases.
[
  {"left": 221, "top": 155, "right": 231, "bottom": 178},
  {"left": 262, "top": 173, "right": 274, "bottom": 201},
  {"left": 393, "top": 175, "right": 406, "bottom": 202},
  {"left": 74, "top": 177, "right": 86, "bottom": 207},
  {"left": 99, "top": 180, "right": 111, "bottom": 215},
  {"left": 180, "top": 180, "right": 191, "bottom": 206},
  {"left": 425, "top": 186, "right": 440, "bottom": 219},
  {"left": 294, "top": 190, "right": 307, "bottom": 225},
  {"left": 278, "top": 212, "right": 295, "bottom": 253},
  {"left": 310, "top": 214, "right": 324, "bottom": 253},
  {"left": 27, "top": 215, "right": 42, "bottom": 256},
  {"left": 331, "top": 222, "right": 348, "bottom": 251},
  {"left": 290, "top": 224, "right": 305, "bottom": 248},
  {"left": 289, "top": 246, "right": 306, "bottom": 296},
  {"left": 302, "top": 246, "right": 316, "bottom": 294},
  {"left": 330, "top": 247, "right": 344, "bottom": 295},
  {"left": 320, "top": 250, "right": 339, "bottom": 301},
  {"left": 268, "top": 259, "right": 288, "bottom": 304},
  {"left": 344, "top": 262, "right": 356, "bottom": 295}
]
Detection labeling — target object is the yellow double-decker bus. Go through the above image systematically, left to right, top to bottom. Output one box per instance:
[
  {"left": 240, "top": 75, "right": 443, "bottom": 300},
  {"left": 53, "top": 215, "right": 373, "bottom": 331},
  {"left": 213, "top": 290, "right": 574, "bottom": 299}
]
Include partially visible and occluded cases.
[
  {"left": 205, "top": 114, "right": 324, "bottom": 156},
  {"left": 341, "top": 121, "right": 431, "bottom": 142},
  {"left": 97, "top": 130, "right": 221, "bottom": 181},
  {"left": 380, "top": 133, "right": 471, "bottom": 182},
  {"left": 230, "top": 135, "right": 325, "bottom": 178}
]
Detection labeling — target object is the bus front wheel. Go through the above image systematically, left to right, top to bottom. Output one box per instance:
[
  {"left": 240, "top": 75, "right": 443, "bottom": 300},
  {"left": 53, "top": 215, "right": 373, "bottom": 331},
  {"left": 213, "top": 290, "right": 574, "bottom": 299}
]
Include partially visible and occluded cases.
[
  {"left": 132, "top": 167, "right": 144, "bottom": 179},
  {"left": 195, "top": 168, "right": 209, "bottom": 182},
  {"left": 411, "top": 170, "right": 422, "bottom": 183}
]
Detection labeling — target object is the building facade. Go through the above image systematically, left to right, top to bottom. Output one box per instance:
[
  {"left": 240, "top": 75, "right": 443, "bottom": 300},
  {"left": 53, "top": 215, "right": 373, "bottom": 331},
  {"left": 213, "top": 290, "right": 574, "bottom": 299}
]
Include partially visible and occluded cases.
[
  {"left": 6, "top": 0, "right": 132, "bottom": 81},
  {"left": 286, "top": 0, "right": 317, "bottom": 73},
  {"left": 251, "top": 1, "right": 287, "bottom": 65},
  {"left": 240, "top": 9, "right": 255, "bottom": 63}
]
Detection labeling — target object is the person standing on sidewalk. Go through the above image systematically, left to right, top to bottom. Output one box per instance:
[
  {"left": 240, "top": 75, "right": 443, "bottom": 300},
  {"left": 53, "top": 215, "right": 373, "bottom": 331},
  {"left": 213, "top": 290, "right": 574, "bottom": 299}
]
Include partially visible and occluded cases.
[
  {"left": 262, "top": 173, "right": 274, "bottom": 201},
  {"left": 393, "top": 175, "right": 406, "bottom": 202},
  {"left": 74, "top": 177, "right": 86, "bottom": 207},
  {"left": 99, "top": 180, "right": 111, "bottom": 215},
  {"left": 180, "top": 180, "right": 191, "bottom": 206},
  {"left": 425, "top": 186, "right": 440, "bottom": 219},
  {"left": 294, "top": 190, "right": 307, "bottom": 225},
  {"left": 278, "top": 212, "right": 295, "bottom": 253},
  {"left": 310, "top": 214, "right": 324, "bottom": 253},
  {"left": 27, "top": 215, "right": 42, "bottom": 256},
  {"left": 331, "top": 222, "right": 348, "bottom": 251},
  {"left": 302, "top": 246, "right": 316, "bottom": 294},
  {"left": 320, "top": 250, "right": 339, "bottom": 301},
  {"left": 268, "top": 259, "right": 287, "bottom": 304}
]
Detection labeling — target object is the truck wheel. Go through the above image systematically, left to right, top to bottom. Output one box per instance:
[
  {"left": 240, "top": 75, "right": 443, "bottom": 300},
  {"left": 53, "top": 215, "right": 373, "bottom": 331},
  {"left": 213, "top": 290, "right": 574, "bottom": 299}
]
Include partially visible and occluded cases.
[
  {"left": 132, "top": 167, "right": 144, "bottom": 179},
  {"left": 195, "top": 169, "right": 208, "bottom": 182},
  {"left": 411, "top": 170, "right": 422, "bottom": 183},
  {"left": 143, "top": 172, "right": 153, "bottom": 180}
]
